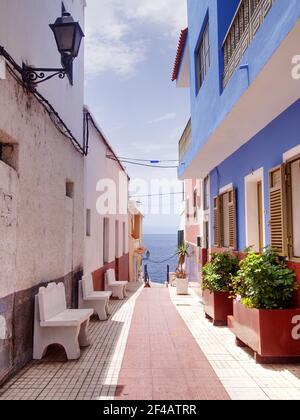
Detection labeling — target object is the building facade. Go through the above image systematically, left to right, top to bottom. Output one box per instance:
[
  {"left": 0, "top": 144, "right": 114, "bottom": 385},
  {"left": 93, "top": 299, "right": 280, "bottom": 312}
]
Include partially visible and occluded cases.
[
  {"left": 0, "top": 0, "right": 86, "bottom": 384},
  {"left": 174, "top": 0, "right": 300, "bottom": 302},
  {"left": 83, "top": 108, "right": 130, "bottom": 291},
  {"left": 177, "top": 122, "right": 211, "bottom": 282},
  {"left": 128, "top": 200, "right": 144, "bottom": 282}
]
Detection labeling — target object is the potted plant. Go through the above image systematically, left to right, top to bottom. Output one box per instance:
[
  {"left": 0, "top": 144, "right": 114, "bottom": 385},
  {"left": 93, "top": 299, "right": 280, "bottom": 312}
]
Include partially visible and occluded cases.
[
  {"left": 175, "top": 243, "right": 190, "bottom": 295},
  {"left": 229, "top": 248, "right": 300, "bottom": 363},
  {"left": 202, "top": 252, "right": 239, "bottom": 326}
]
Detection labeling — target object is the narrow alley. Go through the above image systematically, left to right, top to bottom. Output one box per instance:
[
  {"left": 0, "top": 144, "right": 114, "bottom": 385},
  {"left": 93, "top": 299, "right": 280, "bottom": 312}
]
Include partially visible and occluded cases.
[{"left": 1, "top": 284, "right": 300, "bottom": 401}]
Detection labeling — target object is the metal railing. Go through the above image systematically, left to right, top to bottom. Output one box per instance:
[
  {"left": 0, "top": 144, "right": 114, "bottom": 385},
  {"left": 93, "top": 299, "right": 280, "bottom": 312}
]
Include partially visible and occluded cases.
[
  {"left": 223, "top": 0, "right": 275, "bottom": 88},
  {"left": 179, "top": 118, "right": 192, "bottom": 163}
]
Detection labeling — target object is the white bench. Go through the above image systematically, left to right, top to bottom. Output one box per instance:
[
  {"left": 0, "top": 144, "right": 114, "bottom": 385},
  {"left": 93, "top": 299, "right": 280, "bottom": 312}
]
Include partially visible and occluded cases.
[
  {"left": 105, "top": 269, "right": 128, "bottom": 300},
  {"left": 78, "top": 274, "right": 112, "bottom": 321},
  {"left": 33, "top": 283, "right": 93, "bottom": 360}
]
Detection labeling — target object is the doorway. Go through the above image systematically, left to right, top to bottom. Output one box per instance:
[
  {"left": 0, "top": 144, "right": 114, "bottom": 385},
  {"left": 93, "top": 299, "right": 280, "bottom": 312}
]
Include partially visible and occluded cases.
[
  {"left": 245, "top": 169, "right": 265, "bottom": 253},
  {"left": 257, "top": 181, "right": 264, "bottom": 253},
  {"left": 115, "top": 220, "right": 120, "bottom": 279}
]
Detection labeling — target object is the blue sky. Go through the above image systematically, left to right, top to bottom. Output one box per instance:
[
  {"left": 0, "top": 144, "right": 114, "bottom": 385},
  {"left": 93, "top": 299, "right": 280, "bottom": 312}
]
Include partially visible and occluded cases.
[{"left": 85, "top": 0, "right": 190, "bottom": 234}]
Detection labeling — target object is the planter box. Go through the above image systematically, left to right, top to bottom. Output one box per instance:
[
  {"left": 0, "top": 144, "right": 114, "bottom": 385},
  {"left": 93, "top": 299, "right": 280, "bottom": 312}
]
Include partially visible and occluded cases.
[
  {"left": 176, "top": 278, "right": 189, "bottom": 295},
  {"left": 203, "top": 290, "right": 233, "bottom": 326},
  {"left": 228, "top": 300, "right": 300, "bottom": 363}
]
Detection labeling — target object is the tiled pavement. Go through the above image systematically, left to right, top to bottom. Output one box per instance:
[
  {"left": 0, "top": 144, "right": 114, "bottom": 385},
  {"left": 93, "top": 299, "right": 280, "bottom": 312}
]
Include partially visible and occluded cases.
[
  {"left": 1, "top": 282, "right": 300, "bottom": 400},
  {"left": 0, "top": 283, "right": 144, "bottom": 400},
  {"left": 170, "top": 286, "right": 300, "bottom": 400},
  {"left": 115, "top": 287, "right": 229, "bottom": 400}
]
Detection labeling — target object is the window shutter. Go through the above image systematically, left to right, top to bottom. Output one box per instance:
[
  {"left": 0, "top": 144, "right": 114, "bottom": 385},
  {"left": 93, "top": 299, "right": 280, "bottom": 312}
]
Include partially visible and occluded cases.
[
  {"left": 269, "top": 165, "right": 287, "bottom": 256},
  {"left": 228, "top": 188, "right": 237, "bottom": 250},
  {"left": 219, "top": 195, "right": 225, "bottom": 247},
  {"left": 213, "top": 196, "right": 220, "bottom": 247}
]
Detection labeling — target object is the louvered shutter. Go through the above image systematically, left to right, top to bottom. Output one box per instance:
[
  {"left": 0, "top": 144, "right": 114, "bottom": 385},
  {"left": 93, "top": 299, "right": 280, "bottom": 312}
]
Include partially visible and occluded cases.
[
  {"left": 269, "top": 165, "right": 287, "bottom": 256},
  {"left": 228, "top": 188, "right": 237, "bottom": 250},
  {"left": 219, "top": 194, "right": 225, "bottom": 247},
  {"left": 213, "top": 197, "right": 220, "bottom": 247}
]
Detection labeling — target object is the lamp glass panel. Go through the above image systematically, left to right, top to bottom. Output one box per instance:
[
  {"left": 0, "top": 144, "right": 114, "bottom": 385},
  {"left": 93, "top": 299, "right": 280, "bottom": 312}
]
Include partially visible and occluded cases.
[{"left": 54, "top": 25, "right": 75, "bottom": 53}]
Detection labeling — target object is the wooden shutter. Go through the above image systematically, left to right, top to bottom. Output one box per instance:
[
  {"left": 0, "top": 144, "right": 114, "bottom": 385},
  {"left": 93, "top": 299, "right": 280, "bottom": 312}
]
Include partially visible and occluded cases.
[
  {"left": 269, "top": 165, "right": 287, "bottom": 256},
  {"left": 228, "top": 188, "right": 237, "bottom": 250},
  {"left": 219, "top": 194, "right": 225, "bottom": 247},
  {"left": 213, "top": 196, "right": 220, "bottom": 247}
]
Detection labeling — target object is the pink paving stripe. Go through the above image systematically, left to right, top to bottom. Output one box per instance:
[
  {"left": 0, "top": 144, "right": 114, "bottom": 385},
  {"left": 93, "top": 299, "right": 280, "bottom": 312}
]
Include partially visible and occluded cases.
[{"left": 115, "top": 288, "right": 230, "bottom": 401}]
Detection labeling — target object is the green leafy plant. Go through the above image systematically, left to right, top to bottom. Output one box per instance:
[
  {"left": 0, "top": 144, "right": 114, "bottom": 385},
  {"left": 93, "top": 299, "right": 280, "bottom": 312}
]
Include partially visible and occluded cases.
[
  {"left": 175, "top": 243, "right": 189, "bottom": 279},
  {"left": 232, "top": 247, "right": 298, "bottom": 310},
  {"left": 202, "top": 252, "right": 239, "bottom": 293}
]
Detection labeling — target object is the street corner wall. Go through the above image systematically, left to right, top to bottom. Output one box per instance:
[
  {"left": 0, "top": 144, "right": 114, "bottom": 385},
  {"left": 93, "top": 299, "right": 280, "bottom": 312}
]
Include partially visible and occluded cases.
[
  {"left": 0, "top": 69, "right": 85, "bottom": 385},
  {"left": 0, "top": 71, "right": 85, "bottom": 292},
  {"left": 186, "top": 224, "right": 199, "bottom": 246}
]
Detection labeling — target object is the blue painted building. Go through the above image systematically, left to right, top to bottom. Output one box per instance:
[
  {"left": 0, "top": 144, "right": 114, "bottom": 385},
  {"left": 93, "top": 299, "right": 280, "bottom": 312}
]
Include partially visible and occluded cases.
[{"left": 173, "top": 0, "right": 300, "bottom": 298}]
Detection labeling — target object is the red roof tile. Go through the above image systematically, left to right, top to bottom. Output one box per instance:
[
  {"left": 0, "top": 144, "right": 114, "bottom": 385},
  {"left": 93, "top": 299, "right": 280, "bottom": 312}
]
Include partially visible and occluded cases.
[{"left": 172, "top": 28, "right": 188, "bottom": 82}]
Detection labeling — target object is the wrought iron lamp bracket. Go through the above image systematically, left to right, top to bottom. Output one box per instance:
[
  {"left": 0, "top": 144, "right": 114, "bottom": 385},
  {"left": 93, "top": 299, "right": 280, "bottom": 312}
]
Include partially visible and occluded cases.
[{"left": 22, "top": 64, "right": 67, "bottom": 88}]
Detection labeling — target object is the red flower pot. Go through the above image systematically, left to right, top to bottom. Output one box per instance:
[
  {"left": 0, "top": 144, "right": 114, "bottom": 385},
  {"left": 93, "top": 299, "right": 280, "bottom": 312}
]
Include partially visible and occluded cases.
[
  {"left": 203, "top": 289, "right": 233, "bottom": 326},
  {"left": 228, "top": 300, "right": 300, "bottom": 363}
]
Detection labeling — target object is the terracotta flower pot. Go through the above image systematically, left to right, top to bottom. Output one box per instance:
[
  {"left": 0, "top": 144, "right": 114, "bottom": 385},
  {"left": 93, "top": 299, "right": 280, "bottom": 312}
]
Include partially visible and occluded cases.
[
  {"left": 202, "top": 289, "right": 233, "bottom": 326},
  {"left": 228, "top": 300, "right": 300, "bottom": 363}
]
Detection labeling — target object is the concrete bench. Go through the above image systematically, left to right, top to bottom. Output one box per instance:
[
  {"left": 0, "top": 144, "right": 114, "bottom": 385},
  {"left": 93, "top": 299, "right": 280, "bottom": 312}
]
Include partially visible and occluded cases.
[
  {"left": 105, "top": 269, "right": 128, "bottom": 300},
  {"left": 78, "top": 274, "right": 112, "bottom": 321},
  {"left": 33, "top": 283, "right": 93, "bottom": 360}
]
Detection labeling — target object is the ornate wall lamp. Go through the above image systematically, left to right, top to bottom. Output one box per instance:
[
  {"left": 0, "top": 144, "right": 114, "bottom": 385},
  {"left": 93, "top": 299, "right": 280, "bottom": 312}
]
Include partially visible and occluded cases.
[{"left": 22, "top": 12, "right": 84, "bottom": 88}]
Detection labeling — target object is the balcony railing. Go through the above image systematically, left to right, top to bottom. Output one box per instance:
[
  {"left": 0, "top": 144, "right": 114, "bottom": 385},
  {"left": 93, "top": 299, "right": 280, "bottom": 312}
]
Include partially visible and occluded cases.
[
  {"left": 223, "top": 0, "right": 275, "bottom": 88},
  {"left": 179, "top": 118, "right": 192, "bottom": 163}
]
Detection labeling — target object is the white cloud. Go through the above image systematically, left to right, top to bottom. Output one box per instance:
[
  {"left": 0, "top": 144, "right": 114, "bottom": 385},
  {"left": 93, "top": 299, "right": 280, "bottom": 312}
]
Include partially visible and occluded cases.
[
  {"left": 85, "top": 0, "right": 187, "bottom": 78},
  {"left": 123, "top": 0, "right": 187, "bottom": 37},
  {"left": 86, "top": 36, "right": 145, "bottom": 78},
  {"left": 148, "top": 112, "right": 177, "bottom": 124}
]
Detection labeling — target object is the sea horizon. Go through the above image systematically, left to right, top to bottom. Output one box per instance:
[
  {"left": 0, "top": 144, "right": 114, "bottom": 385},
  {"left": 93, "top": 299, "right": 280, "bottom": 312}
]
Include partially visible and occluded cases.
[{"left": 142, "top": 233, "right": 178, "bottom": 283}]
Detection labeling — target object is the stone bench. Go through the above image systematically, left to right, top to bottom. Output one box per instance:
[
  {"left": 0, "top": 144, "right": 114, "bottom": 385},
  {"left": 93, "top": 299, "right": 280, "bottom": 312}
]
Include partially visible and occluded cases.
[
  {"left": 105, "top": 269, "right": 128, "bottom": 300},
  {"left": 78, "top": 274, "right": 112, "bottom": 321},
  {"left": 33, "top": 283, "right": 93, "bottom": 360}
]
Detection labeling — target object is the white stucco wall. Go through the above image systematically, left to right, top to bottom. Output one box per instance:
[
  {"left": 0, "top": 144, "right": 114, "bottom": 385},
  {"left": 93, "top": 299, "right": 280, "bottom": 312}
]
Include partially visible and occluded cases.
[
  {"left": 0, "top": 0, "right": 85, "bottom": 143},
  {"left": 0, "top": 70, "right": 84, "bottom": 296},
  {"left": 83, "top": 114, "right": 129, "bottom": 275},
  {"left": 0, "top": 161, "right": 18, "bottom": 299}
]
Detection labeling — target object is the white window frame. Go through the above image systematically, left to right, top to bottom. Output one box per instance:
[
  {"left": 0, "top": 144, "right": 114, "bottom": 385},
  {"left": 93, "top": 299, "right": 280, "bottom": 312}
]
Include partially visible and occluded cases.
[
  {"left": 283, "top": 145, "right": 300, "bottom": 163},
  {"left": 244, "top": 168, "right": 266, "bottom": 252},
  {"left": 219, "top": 183, "right": 233, "bottom": 195}
]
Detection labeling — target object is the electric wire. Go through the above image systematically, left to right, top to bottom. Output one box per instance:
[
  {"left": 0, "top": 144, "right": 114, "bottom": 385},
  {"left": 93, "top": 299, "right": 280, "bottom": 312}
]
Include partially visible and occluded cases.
[
  {"left": 2, "top": 46, "right": 86, "bottom": 156},
  {"left": 107, "top": 156, "right": 178, "bottom": 169},
  {"left": 111, "top": 156, "right": 179, "bottom": 163},
  {"left": 130, "top": 192, "right": 183, "bottom": 198}
]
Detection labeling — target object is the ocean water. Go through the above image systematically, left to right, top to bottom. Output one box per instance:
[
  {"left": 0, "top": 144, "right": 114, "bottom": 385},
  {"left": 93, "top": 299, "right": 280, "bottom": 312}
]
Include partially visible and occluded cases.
[{"left": 142, "top": 234, "right": 178, "bottom": 284}]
